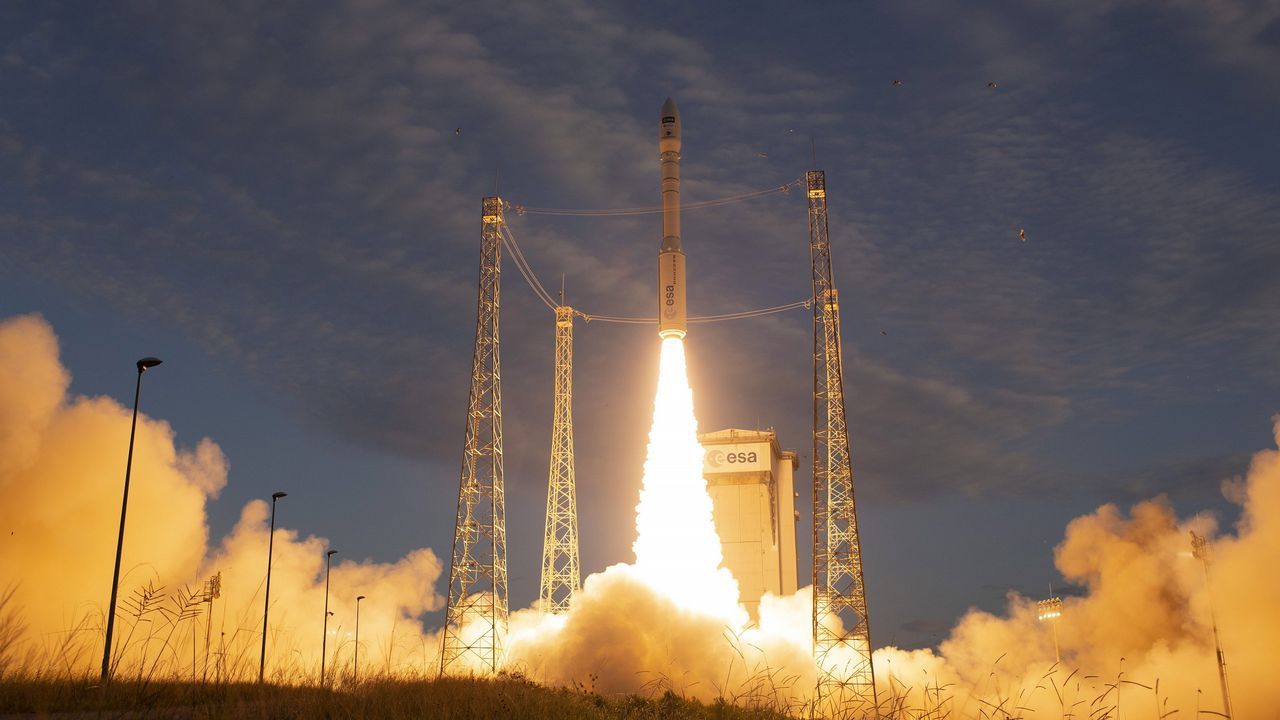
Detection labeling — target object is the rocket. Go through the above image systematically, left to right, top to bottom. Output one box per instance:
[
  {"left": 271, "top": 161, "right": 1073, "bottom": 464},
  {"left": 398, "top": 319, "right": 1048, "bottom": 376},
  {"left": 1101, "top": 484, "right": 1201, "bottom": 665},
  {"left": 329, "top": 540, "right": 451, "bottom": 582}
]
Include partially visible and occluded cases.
[{"left": 658, "top": 97, "right": 687, "bottom": 339}]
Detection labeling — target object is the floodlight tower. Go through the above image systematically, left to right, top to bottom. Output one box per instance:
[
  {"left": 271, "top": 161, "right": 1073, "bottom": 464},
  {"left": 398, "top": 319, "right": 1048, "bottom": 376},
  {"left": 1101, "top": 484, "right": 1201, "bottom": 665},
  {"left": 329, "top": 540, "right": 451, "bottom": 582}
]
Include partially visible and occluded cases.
[
  {"left": 806, "top": 170, "right": 878, "bottom": 715},
  {"left": 441, "top": 196, "right": 510, "bottom": 676},
  {"left": 539, "top": 304, "right": 582, "bottom": 613},
  {"left": 1190, "top": 531, "right": 1234, "bottom": 719},
  {"left": 1037, "top": 596, "right": 1064, "bottom": 665}
]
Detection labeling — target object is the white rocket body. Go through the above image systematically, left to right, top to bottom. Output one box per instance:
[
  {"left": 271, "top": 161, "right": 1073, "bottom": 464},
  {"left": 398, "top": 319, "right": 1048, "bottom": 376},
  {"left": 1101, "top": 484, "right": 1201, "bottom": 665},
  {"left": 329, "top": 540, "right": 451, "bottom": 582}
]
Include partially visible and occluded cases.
[{"left": 658, "top": 97, "right": 687, "bottom": 339}]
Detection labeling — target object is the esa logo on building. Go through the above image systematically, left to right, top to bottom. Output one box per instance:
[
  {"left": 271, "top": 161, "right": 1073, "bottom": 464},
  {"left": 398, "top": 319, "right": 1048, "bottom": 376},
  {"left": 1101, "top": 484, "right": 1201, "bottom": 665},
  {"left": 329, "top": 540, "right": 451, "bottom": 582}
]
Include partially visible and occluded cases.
[{"left": 705, "top": 448, "right": 758, "bottom": 468}]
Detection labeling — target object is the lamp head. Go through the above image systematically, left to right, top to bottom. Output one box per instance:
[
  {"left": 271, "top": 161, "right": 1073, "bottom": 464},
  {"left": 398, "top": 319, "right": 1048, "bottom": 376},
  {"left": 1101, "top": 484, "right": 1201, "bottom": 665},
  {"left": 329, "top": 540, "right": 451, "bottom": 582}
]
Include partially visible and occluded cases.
[
  {"left": 137, "top": 357, "right": 163, "bottom": 372},
  {"left": 272, "top": 491, "right": 287, "bottom": 500},
  {"left": 327, "top": 550, "right": 338, "bottom": 557},
  {"left": 357, "top": 595, "right": 366, "bottom": 602}
]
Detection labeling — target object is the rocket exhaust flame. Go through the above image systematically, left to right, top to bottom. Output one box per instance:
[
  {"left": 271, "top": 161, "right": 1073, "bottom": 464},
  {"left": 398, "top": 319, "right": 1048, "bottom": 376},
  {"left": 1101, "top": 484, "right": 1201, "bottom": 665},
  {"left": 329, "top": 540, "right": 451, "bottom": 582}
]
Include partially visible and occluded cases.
[
  {"left": 641, "top": 100, "right": 738, "bottom": 616},
  {"left": 632, "top": 337, "right": 743, "bottom": 622}
]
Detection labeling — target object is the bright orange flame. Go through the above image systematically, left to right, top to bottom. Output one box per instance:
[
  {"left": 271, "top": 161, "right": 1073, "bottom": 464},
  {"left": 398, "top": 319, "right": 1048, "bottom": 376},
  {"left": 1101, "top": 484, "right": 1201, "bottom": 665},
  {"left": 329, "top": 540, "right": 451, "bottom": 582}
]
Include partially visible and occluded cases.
[{"left": 632, "top": 338, "right": 744, "bottom": 623}]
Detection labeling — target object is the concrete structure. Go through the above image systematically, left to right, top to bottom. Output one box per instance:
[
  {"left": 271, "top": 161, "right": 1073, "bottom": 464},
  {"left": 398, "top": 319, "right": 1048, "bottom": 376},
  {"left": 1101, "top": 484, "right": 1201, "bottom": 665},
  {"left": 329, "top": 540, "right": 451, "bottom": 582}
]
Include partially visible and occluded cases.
[{"left": 700, "top": 428, "right": 799, "bottom": 622}]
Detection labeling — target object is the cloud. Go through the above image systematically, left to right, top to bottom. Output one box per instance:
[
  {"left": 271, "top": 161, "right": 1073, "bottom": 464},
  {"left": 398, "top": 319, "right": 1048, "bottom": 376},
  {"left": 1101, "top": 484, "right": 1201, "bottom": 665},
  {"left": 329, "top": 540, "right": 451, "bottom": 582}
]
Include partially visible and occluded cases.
[{"left": 1, "top": 0, "right": 1276, "bottom": 513}]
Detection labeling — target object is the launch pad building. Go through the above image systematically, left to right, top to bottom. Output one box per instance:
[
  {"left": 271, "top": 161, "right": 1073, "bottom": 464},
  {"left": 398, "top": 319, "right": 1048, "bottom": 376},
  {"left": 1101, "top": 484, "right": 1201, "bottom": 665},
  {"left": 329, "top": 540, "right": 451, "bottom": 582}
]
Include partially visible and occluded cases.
[{"left": 700, "top": 428, "right": 800, "bottom": 622}]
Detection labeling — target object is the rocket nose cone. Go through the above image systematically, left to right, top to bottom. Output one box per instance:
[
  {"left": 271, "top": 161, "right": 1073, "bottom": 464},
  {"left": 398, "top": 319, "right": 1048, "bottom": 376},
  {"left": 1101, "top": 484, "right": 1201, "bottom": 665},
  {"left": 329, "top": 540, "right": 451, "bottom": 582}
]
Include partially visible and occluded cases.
[{"left": 661, "top": 97, "right": 679, "bottom": 121}]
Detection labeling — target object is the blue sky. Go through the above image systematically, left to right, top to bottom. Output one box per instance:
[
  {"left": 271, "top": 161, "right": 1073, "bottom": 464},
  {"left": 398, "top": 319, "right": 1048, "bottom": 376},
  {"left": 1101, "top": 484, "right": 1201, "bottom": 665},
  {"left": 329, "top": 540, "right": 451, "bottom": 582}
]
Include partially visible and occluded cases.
[{"left": 2, "top": 0, "right": 1278, "bottom": 649}]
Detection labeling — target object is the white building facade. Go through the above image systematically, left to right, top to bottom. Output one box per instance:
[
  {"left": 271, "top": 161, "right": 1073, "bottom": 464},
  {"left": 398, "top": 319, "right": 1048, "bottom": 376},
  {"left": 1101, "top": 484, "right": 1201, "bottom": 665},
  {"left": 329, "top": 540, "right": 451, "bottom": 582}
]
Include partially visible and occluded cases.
[{"left": 699, "top": 428, "right": 799, "bottom": 622}]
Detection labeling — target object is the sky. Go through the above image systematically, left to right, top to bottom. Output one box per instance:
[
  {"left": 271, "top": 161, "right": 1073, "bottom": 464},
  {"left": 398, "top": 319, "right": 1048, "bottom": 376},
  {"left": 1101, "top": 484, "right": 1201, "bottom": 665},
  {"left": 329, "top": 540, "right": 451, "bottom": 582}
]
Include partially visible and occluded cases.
[{"left": 2, "top": 0, "right": 1278, "bottom": 651}]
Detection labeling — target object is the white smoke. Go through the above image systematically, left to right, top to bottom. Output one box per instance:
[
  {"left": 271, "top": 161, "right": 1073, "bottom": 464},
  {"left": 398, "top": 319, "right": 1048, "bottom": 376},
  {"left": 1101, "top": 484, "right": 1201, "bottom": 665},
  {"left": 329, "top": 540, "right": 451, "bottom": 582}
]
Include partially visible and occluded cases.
[
  {"left": 4, "top": 311, "right": 1279, "bottom": 718},
  {"left": 0, "top": 314, "right": 444, "bottom": 681}
]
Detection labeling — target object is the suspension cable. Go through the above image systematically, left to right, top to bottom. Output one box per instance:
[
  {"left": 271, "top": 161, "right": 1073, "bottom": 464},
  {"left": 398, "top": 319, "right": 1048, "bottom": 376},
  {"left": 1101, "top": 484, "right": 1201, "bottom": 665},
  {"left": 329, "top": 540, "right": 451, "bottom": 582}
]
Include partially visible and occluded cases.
[
  {"left": 507, "top": 177, "right": 802, "bottom": 217},
  {"left": 499, "top": 216, "right": 811, "bottom": 324},
  {"left": 500, "top": 224, "right": 558, "bottom": 310},
  {"left": 576, "top": 299, "right": 812, "bottom": 325}
]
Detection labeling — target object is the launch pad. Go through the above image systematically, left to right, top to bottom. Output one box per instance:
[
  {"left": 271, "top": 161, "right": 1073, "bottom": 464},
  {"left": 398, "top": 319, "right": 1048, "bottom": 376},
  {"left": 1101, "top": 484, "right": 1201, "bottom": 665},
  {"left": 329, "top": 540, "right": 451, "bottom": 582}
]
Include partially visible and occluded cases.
[{"left": 439, "top": 100, "right": 877, "bottom": 713}]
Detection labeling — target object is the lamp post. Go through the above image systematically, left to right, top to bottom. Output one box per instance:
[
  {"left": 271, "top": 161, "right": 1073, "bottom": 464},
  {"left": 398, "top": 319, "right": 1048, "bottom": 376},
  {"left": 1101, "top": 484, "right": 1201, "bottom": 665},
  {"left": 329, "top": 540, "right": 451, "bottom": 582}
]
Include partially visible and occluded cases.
[
  {"left": 100, "top": 356, "right": 163, "bottom": 683},
  {"left": 258, "top": 491, "right": 287, "bottom": 683},
  {"left": 1190, "top": 531, "right": 1233, "bottom": 719},
  {"left": 321, "top": 549, "right": 337, "bottom": 686},
  {"left": 202, "top": 572, "right": 221, "bottom": 684},
  {"left": 354, "top": 595, "right": 367, "bottom": 684},
  {"left": 1037, "top": 596, "right": 1064, "bottom": 665}
]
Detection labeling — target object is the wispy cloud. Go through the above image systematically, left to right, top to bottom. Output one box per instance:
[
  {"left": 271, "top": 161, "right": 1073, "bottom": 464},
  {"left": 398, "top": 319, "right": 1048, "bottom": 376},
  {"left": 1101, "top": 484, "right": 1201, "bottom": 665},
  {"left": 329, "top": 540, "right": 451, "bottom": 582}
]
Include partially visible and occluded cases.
[{"left": 1, "top": 0, "right": 1276, "bottom": 509}]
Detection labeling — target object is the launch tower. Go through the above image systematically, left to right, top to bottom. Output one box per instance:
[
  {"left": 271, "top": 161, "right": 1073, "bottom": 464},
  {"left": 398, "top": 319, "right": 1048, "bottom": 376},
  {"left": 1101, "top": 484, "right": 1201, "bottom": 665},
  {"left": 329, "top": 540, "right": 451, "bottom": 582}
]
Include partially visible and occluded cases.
[
  {"left": 807, "top": 170, "right": 878, "bottom": 712},
  {"left": 441, "top": 196, "right": 510, "bottom": 675},
  {"left": 539, "top": 305, "right": 582, "bottom": 613}
]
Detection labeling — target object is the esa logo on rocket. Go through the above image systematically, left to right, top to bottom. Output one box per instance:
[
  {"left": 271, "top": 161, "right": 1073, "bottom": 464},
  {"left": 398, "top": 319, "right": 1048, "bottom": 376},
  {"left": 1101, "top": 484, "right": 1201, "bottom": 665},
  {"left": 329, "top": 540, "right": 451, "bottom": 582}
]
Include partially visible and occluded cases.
[{"left": 657, "top": 98, "right": 687, "bottom": 339}]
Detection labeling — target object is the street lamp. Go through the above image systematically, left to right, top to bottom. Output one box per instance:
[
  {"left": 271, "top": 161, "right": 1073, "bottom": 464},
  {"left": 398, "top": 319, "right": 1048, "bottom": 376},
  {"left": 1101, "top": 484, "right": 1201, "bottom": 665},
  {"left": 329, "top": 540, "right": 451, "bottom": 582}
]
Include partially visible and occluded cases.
[
  {"left": 100, "top": 356, "right": 163, "bottom": 683},
  {"left": 258, "top": 491, "right": 287, "bottom": 683},
  {"left": 1190, "top": 531, "right": 1234, "bottom": 719},
  {"left": 321, "top": 549, "right": 338, "bottom": 686},
  {"left": 354, "top": 595, "right": 367, "bottom": 684},
  {"left": 1037, "top": 596, "right": 1064, "bottom": 665}
]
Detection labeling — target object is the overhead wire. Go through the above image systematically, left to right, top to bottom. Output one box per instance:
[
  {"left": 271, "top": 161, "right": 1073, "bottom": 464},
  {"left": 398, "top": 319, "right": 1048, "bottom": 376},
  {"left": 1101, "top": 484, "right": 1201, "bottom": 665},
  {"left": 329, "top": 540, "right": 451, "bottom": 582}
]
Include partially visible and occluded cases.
[
  {"left": 507, "top": 177, "right": 803, "bottom": 217},
  {"left": 498, "top": 186, "right": 812, "bottom": 325},
  {"left": 499, "top": 224, "right": 558, "bottom": 310},
  {"left": 574, "top": 299, "right": 812, "bottom": 325}
]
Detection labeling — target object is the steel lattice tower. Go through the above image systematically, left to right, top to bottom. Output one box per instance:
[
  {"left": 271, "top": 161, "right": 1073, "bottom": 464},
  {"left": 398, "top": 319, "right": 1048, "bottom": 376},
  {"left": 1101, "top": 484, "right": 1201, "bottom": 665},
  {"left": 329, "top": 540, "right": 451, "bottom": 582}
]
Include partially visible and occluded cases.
[
  {"left": 807, "top": 171, "right": 878, "bottom": 715},
  {"left": 441, "top": 196, "right": 509, "bottom": 675},
  {"left": 539, "top": 305, "right": 582, "bottom": 613}
]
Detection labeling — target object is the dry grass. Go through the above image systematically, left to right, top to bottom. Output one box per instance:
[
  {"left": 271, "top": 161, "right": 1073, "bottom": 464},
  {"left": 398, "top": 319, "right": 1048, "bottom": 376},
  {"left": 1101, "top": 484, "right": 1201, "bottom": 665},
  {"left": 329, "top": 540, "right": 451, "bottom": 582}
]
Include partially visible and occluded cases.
[
  {"left": 0, "top": 584, "right": 1191, "bottom": 719},
  {"left": 0, "top": 676, "right": 795, "bottom": 720}
]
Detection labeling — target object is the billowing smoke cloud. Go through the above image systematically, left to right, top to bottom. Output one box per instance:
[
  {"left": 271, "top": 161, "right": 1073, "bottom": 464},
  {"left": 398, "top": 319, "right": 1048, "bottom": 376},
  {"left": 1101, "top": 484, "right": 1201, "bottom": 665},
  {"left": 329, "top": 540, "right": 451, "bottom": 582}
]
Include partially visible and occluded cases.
[
  {"left": 4, "top": 310, "right": 1278, "bottom": 717},
  {"left": 0, "top": 314, "right": 443, "bottom": 680},
  {"left": 502, "top": 338, "right": 819, "bottom": 712},
  {"left": 504, "top": 412, "right": 1280, "bottom": 717},
  {"left": 875, "top": 422, "right": 1280, "bottom": 717},
  {"left": 506, "top": 565, "right": 817, "bottom": 706}
]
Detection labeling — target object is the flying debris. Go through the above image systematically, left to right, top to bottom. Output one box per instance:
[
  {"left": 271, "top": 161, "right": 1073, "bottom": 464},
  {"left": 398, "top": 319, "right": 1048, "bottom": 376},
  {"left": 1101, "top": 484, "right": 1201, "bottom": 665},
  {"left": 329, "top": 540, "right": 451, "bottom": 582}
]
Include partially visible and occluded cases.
[
  {"left": 892, "top": 79, "right": 903, "bottom": 86},
  {"left": 987, "top": 81, "right": 999, "bottom": 89},
  {"left": 658, "top": 98, "right": 687, "bottom": 340},
  {"left": 455, "top": 127, "right": 462, "bottom": 135},
  {"left": 757, "top": 151, "right": 769, "bottom": 158},
  {"left": 1019, "top": 228, "right": 1027, "bottom": 242},
  {"left": 880, "top": 329, "right": 887, "bottom": 336}
]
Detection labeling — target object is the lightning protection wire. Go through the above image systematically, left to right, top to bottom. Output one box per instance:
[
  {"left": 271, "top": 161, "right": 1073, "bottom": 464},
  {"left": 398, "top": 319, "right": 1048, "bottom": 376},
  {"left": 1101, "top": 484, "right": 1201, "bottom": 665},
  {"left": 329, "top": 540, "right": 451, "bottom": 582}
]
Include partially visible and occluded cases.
[
  {"left": 507, "top": 178, "right": 802, "bottom": 217},
  {"left": 500, "top": 221, "right": 811, "bottom": 324},
  {"left": 499, "top": 224, "right": 558, "bottom": 310},
  {"left": 577, "top": 299, "right": 812, "bottom": 325}
]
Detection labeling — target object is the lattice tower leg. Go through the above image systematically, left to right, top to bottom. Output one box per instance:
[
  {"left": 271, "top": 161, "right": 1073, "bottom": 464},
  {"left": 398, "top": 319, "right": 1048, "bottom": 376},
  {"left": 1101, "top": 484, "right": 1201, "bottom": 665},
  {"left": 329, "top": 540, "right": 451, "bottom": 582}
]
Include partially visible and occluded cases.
[
  {"left": 807, "top": 171, "right": 878, "bottom": 717},
  {"left": 441, "top": 196, "right": 510, "bottom": 676},
  {"left": 539, "top": 305, "right": 582, "bottom": 613}
]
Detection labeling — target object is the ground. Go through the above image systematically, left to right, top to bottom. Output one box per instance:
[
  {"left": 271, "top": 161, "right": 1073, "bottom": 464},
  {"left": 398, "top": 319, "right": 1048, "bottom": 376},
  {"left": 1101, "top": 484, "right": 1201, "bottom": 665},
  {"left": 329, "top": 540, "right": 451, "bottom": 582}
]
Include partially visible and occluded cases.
[{"left": 0, "top": 677, "right": 796, "bottom": 719}]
